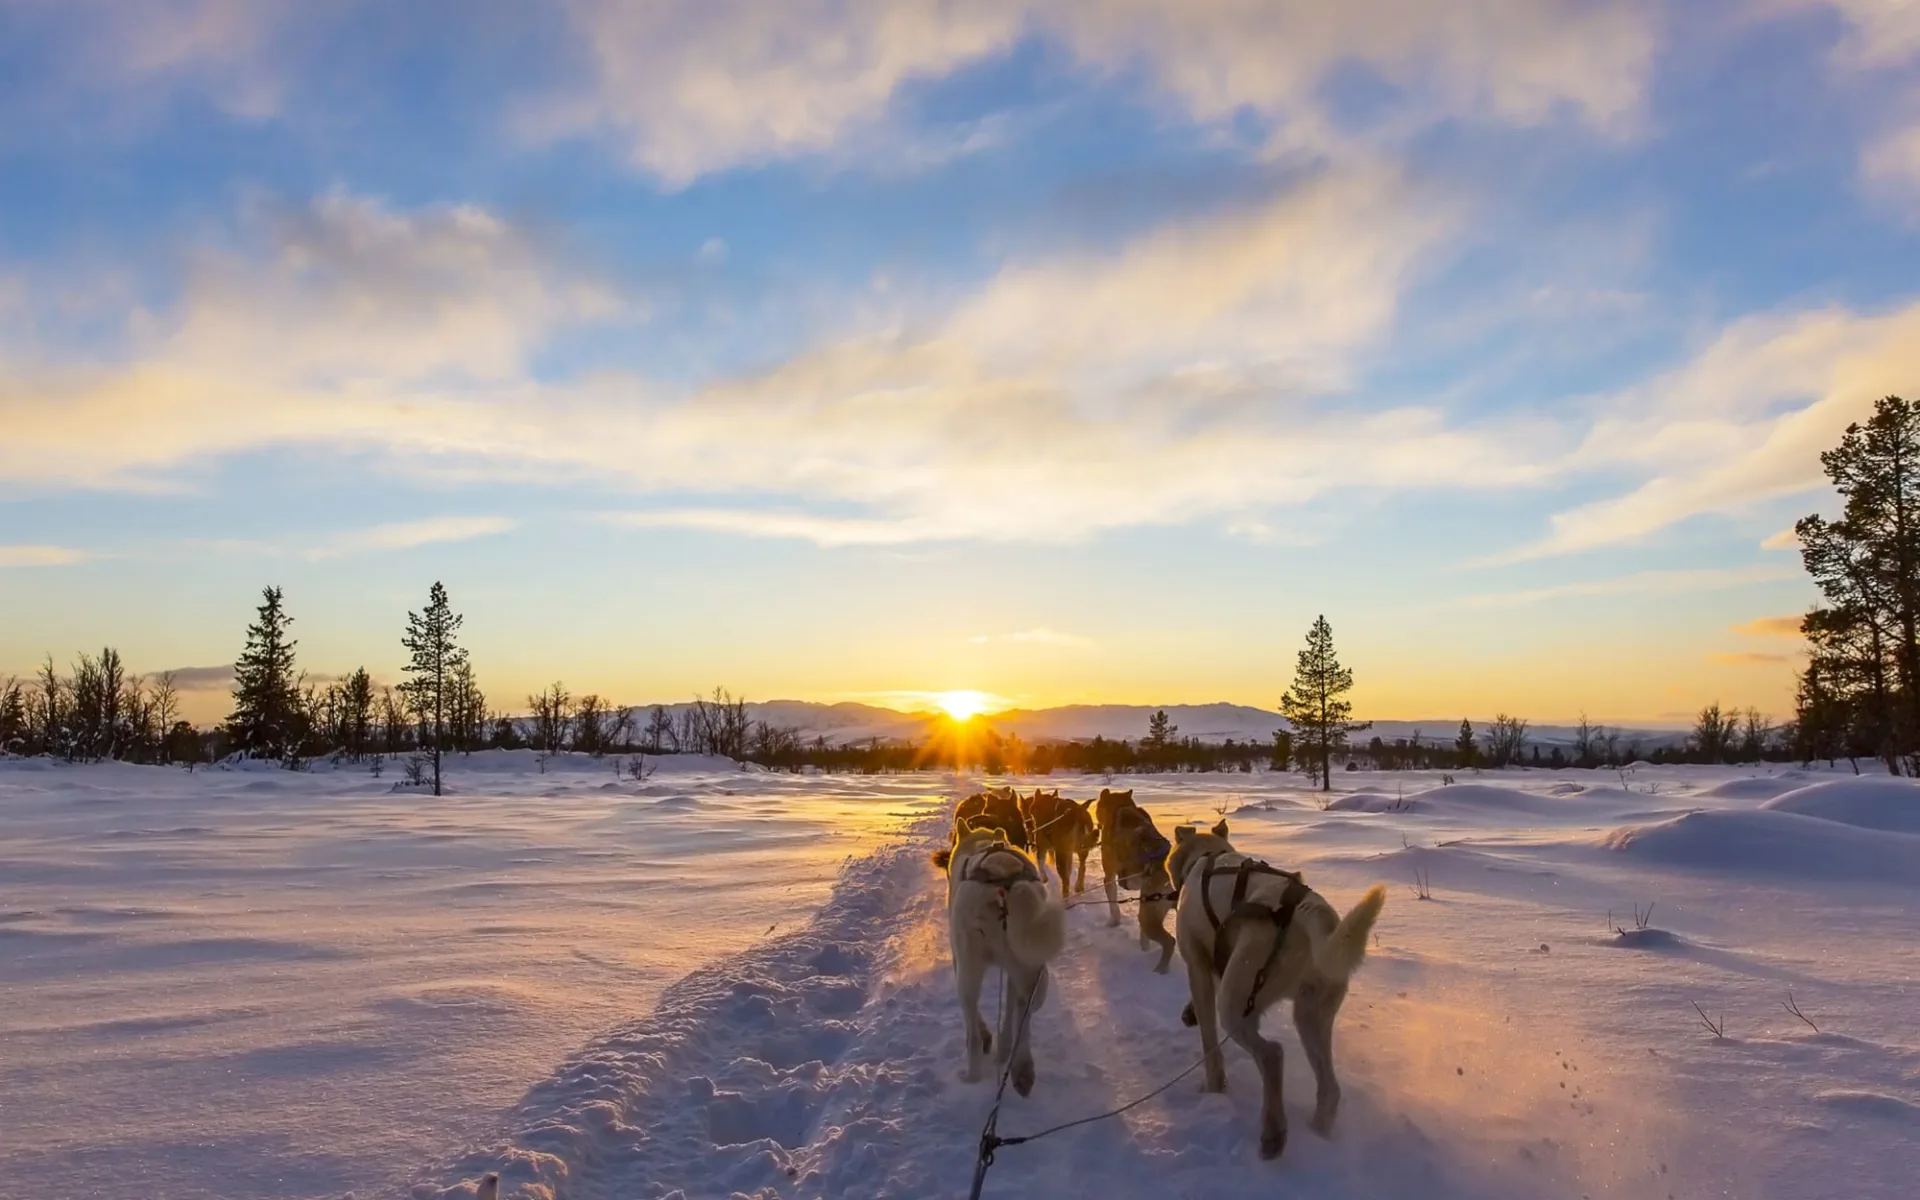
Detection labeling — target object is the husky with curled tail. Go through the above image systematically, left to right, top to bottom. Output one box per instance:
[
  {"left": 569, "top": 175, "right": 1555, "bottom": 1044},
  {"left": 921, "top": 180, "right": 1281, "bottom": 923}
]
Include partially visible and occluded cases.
[
  {"left": 933, "top": 817, "right": 1069, "bottom": 1095},
  {"left": 1167, "top": 820, "right": 1386, "bottom": 1161}
]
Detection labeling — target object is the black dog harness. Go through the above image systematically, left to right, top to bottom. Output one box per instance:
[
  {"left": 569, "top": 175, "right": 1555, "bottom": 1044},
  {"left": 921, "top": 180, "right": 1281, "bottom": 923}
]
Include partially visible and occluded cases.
[
  {"left": 962, "top": 842, "right": 1040, "bottom": 888},
  {"left": 1183, "top": 853, "right": 1312, "bottom": 979}
]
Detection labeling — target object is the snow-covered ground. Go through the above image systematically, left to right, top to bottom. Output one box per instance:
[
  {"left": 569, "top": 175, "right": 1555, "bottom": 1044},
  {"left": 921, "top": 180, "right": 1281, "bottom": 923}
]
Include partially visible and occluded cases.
[{"left": 4, "top": 757, "right": 1918, "bottom": 1199}]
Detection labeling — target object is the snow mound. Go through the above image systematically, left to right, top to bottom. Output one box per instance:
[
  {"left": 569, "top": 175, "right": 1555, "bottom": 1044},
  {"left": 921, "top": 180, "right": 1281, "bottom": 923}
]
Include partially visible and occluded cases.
[
  {"left": 1697, "top": 777, "right": 1804, "bottom": 801},
  {"left": 1760, "top": 779, "right": 1920, "bottom": 833},
  {"left": 1324, "top": 792, "right": 1423, "bottom": 813},
  {"left": 1601, "top": 808, "right": 1920, "bottom": 883}
]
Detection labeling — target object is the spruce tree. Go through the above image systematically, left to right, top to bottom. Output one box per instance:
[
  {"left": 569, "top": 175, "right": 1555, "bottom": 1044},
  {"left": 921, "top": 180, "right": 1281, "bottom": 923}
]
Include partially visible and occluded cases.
[
  {"left": 400, "top": 582, "right": 467, "bottom": 796},
  {"left": 227, "top": 586, "right": 303, "bottom": 763},
  {"left": 1278, "top": 615, "right": 1369, "bottom": 792},
  {"left": 1146, "top": 709, "right": 1176, "bottom": 746},
  {"left": 1455, "top": 718, "right": 1476, "bottom": 768}
]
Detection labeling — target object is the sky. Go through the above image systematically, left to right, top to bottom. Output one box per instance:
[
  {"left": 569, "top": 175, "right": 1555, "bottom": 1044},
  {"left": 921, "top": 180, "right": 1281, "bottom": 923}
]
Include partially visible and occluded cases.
[{"left": 4, "top": 0, "right": 1920, "bottom": 727}]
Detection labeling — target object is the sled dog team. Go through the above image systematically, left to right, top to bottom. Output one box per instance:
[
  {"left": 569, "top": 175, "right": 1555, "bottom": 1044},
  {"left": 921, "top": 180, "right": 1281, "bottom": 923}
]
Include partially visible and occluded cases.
[{"left": 931, "top": 785, "right": 1387, "bottom": 1161}]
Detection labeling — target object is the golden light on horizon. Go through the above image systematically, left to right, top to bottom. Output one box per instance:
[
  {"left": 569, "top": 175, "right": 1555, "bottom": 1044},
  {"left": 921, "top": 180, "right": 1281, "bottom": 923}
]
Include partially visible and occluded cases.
[{"left": 934, "top": 690, "right": 993, "bottom": 722}]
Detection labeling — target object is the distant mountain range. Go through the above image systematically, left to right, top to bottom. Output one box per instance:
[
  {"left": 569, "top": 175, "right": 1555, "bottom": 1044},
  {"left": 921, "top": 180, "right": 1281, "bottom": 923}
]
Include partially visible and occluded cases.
[{"left": 641, "top": 699, "right": 1689, "bottom": 750}]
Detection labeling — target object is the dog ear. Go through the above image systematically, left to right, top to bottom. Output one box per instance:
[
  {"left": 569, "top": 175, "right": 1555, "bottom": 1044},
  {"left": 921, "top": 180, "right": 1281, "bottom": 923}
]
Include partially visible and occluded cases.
[
  {"left": 1097, "top": 788, "right": 1110, "bottom": 800},
  {"left": 1080, "top": 797, "right": 1095, "bottom": 811},
  {"left": 1210, "top": 819, "right": 1229, "bottom": 838},
  {"left": 1174, "top": 824, "right": 1194, "bottom": 842},
  {"left": 931, "top": 848, "right": 952, "bottom": 870}
]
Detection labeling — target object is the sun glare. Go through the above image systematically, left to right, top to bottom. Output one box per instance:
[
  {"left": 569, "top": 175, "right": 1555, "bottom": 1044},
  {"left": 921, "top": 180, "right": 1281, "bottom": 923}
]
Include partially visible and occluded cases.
[{"left": 935, "top": 690, "right": 992, "bottom": 721}]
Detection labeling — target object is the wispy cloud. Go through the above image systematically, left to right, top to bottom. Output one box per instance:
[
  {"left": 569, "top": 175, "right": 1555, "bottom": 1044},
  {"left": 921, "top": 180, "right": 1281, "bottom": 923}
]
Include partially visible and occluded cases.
[
  {"left": 529, "top": 0, "right": 1655, "bottom": 183},
  {"left": 5, "top": 174, "right": 1549, "bottom": 545},
  {"left": 1500, "top": 302, "right": 1920, "bottom": 560},
  {"left": 599, "top": 509, "right": 944, "bottom": 547},
  {"left": 305, "top": 516, "right": 517, "bottom": 560},
  {"left": 1761, "top": 527, "right": 1802, "bottom": 551},
  {"left": 0, "top": 545, "right": 86, "bottom": 568},
  {"left": 1462, "top": 565, "right": 1797, "bottom": 608},
  {"left": 1732, "top": 614, "right": 1806, "bottom": 639},
  {"left": 968, "top": 628, "right": 1096, "bottom": 649},
  {"left": 1710, "top": 650, "right": 1795, "bottom": 666},
  {"left": 151, "top": 664, "right": 236, "bottom": 691}
]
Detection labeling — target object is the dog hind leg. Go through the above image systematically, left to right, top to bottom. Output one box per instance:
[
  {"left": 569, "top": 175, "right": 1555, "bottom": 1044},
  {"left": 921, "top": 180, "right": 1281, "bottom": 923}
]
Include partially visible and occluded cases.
[
  {"left": 1103, "top": 864, "right": 1122, "bottom": 927},
  {"left": 1140, "top": 898, "right": 1175, "bottom": 974},
  {"left": 1219, "top": 927, "right": 1288, "bottom": 1159},
  {"left": 954, "top": 939, "right": 989, "bottom": 1083},
  {"left": 1184, "top": 955, "right": 1228, "bottom": 1092},
  {"left": 1008, "top": 965, "right": 1041, "bottom": 1096},
  {"left": 1294, "top": 979, "right": 1347, "bottom": 1135}
]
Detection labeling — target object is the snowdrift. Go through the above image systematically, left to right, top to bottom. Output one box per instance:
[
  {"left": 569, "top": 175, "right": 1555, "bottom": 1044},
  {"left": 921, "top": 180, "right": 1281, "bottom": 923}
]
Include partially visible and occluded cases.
[
  {"left": 1696, "top": 776, "right": 1808, "bottom": 801},
  {"left": 1759, "top": 778, "right": 1920, "bottom": 833},
  {"left": 1601, "top": 807, "right": 1920, "bottom": 883}
]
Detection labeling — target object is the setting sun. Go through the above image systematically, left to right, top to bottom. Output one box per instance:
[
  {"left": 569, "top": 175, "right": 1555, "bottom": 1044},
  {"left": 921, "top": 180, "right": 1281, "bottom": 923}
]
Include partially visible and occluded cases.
[{"left": 934, "top": 690, "right": 994, "bottom": 721}]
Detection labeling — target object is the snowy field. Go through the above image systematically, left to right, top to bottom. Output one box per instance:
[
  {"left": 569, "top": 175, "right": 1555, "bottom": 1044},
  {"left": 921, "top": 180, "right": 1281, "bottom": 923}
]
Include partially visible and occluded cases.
[{"left": 4, "top": 757, "right": 1918, "bottom": 1199}]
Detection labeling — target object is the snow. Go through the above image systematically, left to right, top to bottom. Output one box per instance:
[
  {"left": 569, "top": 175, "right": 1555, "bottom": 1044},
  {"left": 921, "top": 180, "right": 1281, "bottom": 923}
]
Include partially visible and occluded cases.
[
  {"left": 4, "top": 758, "right": 1918, "bottom": 1199},
  {"left": 1760, "top": 777, "right": 1920, "bottom": 833}
]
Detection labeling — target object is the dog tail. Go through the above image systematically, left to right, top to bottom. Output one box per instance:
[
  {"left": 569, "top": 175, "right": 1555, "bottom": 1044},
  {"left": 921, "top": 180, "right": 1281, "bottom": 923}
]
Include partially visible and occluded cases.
[
  {"left": 931, "top": 848, "right": 952, "bottom": 870},
  {"left": 1003, "top": 880, "right": 1067, "bottom": 969},
  {"left": 1312, "top": 884, "right": 1386, "bottom": 983},
  {"left": 477, "top": 1172, "right": 500, "bottom": 1200}
]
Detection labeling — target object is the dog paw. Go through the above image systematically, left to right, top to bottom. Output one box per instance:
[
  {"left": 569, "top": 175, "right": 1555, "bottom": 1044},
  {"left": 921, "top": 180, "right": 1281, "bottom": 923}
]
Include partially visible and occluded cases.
[
  {"left": 1153, "top": 960, "right": 1171, "bottom": 975},
  {"left": 1180, "top": 1002, "right": 1196, "bottom": 1027},
  {"left": 1012, "top": 1059, "right": 1035, "bottom": 1097},
  {"left": 1310, "top": 1110, "right": 1337, "bottom": 1138},
  {"left": 1260, "top": 1124, "right": 1288, "bottom": 1160}
]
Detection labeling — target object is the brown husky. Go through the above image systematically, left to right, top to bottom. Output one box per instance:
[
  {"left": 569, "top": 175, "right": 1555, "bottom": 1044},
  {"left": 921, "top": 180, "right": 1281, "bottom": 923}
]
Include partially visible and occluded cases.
[
  {"left": 951, "top": 786, "right": 1028, "bottom": 850},
  {"left": 1091, "top": 788, "right": 1177, "bottom": 973},
  {"left": 1020, "top": 789, "right": 1098, "bottom": 899},
  {"left": 1167, "top": 820, "right": 1386, "bottom": 1160}
]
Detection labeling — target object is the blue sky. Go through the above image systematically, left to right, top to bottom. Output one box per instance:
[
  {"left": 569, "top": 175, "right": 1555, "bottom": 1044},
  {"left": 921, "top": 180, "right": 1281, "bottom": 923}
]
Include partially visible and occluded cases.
[{"left": 4, "top": 0, "right": 1920, "bottom": 724}]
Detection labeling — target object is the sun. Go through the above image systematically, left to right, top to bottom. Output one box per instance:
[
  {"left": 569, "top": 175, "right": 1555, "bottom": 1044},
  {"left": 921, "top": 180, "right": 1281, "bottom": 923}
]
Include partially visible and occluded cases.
[{"left": 935, "top": 690, "right": 993, "bottom": 722}]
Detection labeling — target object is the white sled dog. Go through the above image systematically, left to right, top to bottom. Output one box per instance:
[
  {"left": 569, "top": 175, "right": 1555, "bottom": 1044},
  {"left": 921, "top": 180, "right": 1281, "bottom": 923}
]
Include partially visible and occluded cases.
[
  {"left": 933, "top": 817, "right": 1069, "bottom": 1095},
  {"left": 1167, "top": 820, "right": 1387, "bottom": 1161}
]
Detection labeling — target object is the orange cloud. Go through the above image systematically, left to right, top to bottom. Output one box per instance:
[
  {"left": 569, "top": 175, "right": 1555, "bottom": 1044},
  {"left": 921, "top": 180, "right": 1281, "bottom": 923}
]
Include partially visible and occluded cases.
[
  {"left": 1732, "top": 614, "right": 1806, "bottom": 639},
  {"left": 1711, "top": 651, "right": 1795, "bottom": 666}
]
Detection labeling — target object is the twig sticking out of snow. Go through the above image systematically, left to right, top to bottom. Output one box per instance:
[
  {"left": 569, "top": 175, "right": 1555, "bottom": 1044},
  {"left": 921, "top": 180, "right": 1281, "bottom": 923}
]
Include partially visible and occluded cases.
[
  {"left": 1411, "top": 866, "right": 1433, "bottom": 901},
  {"left": 1608, "top": 902, "right": 1656, "bottom": 936},
  {"left": 1783, "top": 991, "right": 1820, "bottom": 1033},
  {"left": 1692, "top": 999, "right": 1728, "bottom": 1040}
]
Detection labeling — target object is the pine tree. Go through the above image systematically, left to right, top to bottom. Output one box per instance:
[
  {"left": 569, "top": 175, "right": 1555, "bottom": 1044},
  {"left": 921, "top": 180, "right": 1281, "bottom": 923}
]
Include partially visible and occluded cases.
[
  {"left": 1797, "top": 395, "right": 1920, "bottom": 773},
  {"left": 399, "top": 582, "right": 467, "bottom": 796},
  {"left": 227, "top": 586, "right": 303, "bottom": 763},
  {"left": 1278, "top": 615, "right": 1370, "bottom": 792},
  {"left": 340, "top": 668, "right": 375, "bottom": 760},
  {"left": 1146, "top": 709, "right": 1177, "bottom": 746},
  {"left": 1455, "top": 718, "right": 1476, "bottom": 768}
]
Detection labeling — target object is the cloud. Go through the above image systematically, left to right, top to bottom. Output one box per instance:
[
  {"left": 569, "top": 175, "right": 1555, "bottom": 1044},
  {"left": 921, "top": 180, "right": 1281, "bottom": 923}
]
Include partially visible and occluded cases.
[
  {"left": 3, "top": 0, "right": 299, "bottom": 130},
  {"left": 530, "top": 0, "right": 1656, "bottom": 182},
  {"left": 4, "top": 172, "right": 1548, "bottom": 545},
  {"left": 0, "top": 191, "right": 624, "bottom": 491},
  {"left": 1504, "top": 302, "right": 1920, "bottom": 559},
  {"left": 599, "top": 509, "right": 942, "bottom": 547},
  {"left": 304, "top": 516, "right": 518, "bottom": 560},
  {"left": 1761, "top": 526, "right": 1802, "bottom": 551},
  {"left": 0, "top": 545, "right": 86, "bottom": 567},
  {"left": 1462, "top": 564, "right": 1797, "bottom": 608},
  {"left": 1732, "top": 614, "right": 1806, "bottom": 638},
  {"left": 968, "top": 628, "right": 1096, "bottom": 649},
  {"left": 1709, "top": 651, "right": 1795, "bottom": 666},
  {"left": 150, "top": 664, "right": 237, "bottom": 691}
]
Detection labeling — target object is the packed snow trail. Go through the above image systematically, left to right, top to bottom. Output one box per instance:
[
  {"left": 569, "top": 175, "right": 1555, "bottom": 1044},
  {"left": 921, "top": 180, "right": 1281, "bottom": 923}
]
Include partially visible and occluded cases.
[{"left": 417, "top": 813, "right": 1712, "bottom": 1200}]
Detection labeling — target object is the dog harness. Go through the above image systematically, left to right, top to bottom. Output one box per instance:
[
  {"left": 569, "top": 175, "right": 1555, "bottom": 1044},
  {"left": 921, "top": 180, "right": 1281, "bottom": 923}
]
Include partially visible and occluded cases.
[
  {"left": 961, "top": 842, "right": 1040, "bottom": 888},
  {"left": 1180, "top": 852, "right": 1312, "bottom": 979}
]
